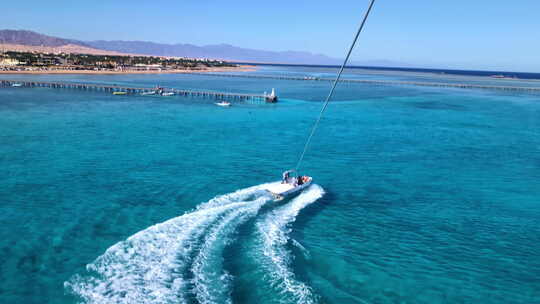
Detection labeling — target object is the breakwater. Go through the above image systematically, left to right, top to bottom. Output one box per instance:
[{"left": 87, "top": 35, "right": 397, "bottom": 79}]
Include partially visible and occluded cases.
[{"left": 191, "top": 73, "right": 540, "bottom": 93}]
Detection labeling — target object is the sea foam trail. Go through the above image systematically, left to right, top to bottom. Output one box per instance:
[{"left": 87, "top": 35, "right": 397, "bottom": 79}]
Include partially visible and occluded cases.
[
  {"left": 197, "top": 183, "right": 273, "bottom": 211},
  {"left": 255, "top": 184, "right": 324, "bottom": 304},
  {"left": 65, "top": 185, "right": 271, "bottom": 304},
  {"left": 192, "top": 196, "right": 267, "bottom": 304}
]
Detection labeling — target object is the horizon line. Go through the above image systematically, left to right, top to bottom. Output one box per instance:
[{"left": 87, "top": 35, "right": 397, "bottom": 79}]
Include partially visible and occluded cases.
[{"left": 231, "top": 61, "right": 540, "bottom": 78}]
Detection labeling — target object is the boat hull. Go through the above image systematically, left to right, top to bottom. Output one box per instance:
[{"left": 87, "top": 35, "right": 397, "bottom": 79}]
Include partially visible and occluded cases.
[
  {"left": 215, "top": 102, "right": 231, "bottom": 107},
  {"left": 264, "top": 178, "right": 312, "bottom": 201}
]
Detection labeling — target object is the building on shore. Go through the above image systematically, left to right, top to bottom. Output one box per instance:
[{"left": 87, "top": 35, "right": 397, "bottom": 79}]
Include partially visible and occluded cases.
[
  {"left": 0, "top": 50, "right": 236, "bottom": 72},
  {"left": 0, "top": 57, "right": 21, "bottom": 66}
]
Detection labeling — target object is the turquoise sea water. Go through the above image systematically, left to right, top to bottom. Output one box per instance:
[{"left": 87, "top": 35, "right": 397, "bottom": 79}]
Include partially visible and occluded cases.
[{"left": 1, "top": 67, "right": 539, "bottom": 303}]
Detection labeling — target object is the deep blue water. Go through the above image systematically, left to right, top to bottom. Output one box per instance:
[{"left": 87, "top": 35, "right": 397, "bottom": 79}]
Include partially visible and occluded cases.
[
  {"left": 242, "top": 63, "right": 540, "bottom": 80},
  {"left": 1, "top": 67, "right": 539, "bottom": 303}
]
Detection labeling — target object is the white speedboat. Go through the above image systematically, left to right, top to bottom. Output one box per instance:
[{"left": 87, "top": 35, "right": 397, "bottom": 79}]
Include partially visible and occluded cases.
[
  {"left": 11, "top": 83, "right": 22, "bottom": 87},
  {"left": 141, "top": 91, "right": 156, "bottom": 95},
  {"left": 161, "top": 92, "right": 175, "bottom": 96},
  {"left": 215, "top": 101, "right": 231, "bottom": 107},
  {"left": 265, "top": 174, "right": 312, "bottom": 201}
]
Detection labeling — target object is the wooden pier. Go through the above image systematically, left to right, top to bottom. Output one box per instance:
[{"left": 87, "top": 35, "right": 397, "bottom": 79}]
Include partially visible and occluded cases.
[
  {"left": 189, "top": 73, "right": 540, "bottom": 93},
  {"left": 0, "top": 79, "right": 278, "bottom": 102}
]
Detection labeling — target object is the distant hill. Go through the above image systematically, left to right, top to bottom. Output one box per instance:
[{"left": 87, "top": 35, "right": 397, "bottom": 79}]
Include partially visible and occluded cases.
[
  {"left": 0, "top": 29, "right": 410, "bottom": 67},
  {"left": 0, "top": 29, "right": 84, "bottom": 47},
  {"left": 0, "top": 29, "right": 343, "bottom": 64},
  {"left": 0, "top": 30, "right": 126, "bottom": 55},
  {"left": 85, "top": 41, "right": 342, "bottom": 65},
  {"left": 0, "top": 43, "right": 126, "bottom": 56}
]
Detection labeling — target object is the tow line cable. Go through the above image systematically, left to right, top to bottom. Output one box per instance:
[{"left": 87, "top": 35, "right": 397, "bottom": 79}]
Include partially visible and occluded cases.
[{"left": 294, "top": 0, "right": 376, "bottom": 172}]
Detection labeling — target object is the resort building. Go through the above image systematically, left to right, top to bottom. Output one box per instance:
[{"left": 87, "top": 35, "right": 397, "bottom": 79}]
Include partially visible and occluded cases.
[{"left": 0, "top": 57, "right": 21, "bottom": 66}]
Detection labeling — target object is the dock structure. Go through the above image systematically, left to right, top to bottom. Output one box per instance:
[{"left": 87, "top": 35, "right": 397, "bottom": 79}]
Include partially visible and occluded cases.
[
  {"left": 190, "top": 73, "right": 540, "bottom": 93},
  {"left": 0, "top": 79, "right": 278, "bottom": 102}
]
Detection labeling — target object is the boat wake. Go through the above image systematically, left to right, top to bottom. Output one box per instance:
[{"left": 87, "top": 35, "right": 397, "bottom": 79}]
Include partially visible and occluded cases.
[
  {"left": 65, "top": 183, "right": 324, "bottom": 304},
  {"left": 253, "top": 184, "right": 325, "bottom": 304}
]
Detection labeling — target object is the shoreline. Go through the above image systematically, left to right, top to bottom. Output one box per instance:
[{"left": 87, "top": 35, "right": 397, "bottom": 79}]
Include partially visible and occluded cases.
[{"left": 0, "top": 65, "right": 256, "bottom": 75}]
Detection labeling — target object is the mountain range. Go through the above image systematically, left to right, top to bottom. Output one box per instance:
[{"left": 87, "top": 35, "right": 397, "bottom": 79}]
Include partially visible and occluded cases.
[
  {"left": 0, "top": 29, "right": 407, "bottom": 66},
  {"left": 85, "top": 40, "right": 346, "bottom": 65}
]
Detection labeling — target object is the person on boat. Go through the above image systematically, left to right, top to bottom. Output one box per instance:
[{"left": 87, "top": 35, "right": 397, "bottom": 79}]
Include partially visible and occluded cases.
[
  {"left": 282, "top": 170, "right": 292, "bottom": 184},
  {"left": 297, "top": 175, "right": 304, "bottom": 186}
]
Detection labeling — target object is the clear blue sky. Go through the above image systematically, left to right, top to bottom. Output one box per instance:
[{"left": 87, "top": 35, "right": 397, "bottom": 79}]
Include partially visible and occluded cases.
[{"left": 2, "top": 1, "right": 539, "bottom": 72}]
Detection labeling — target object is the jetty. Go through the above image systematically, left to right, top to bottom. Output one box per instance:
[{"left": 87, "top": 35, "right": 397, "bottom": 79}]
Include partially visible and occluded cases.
[
  {"left": 189, "top": 73, "right": 540, "bottom": 93},
  {"left": 0, "top": 79, "right": 278, "bottom": 102}
]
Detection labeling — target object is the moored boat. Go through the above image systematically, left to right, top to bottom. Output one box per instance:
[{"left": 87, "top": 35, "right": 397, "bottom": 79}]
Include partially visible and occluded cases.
[
  {"left": 265, "top": 88, "right": 278, "bottom": 103},
  {"left": 215, "top": 101, "right": 231, "bottom": 107}
]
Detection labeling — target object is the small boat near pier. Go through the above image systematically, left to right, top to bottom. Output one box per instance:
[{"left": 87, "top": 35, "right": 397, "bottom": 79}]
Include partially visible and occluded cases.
[{"left": 215, "top": 101, "right": 231, "bottom": 107}]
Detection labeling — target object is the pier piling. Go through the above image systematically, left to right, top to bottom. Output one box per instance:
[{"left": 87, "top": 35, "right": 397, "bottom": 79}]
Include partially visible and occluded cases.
[{"left": 0, "top": 80, "right": 278, "bottom": 102}]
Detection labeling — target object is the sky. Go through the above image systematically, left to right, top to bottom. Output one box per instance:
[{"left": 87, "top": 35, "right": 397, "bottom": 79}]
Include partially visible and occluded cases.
[{"left": 1, "top": 0, "right": 539, "bottom": 72}]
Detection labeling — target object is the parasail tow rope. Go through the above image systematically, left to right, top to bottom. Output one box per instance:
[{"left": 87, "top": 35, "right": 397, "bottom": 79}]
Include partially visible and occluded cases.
[{"left": 294, "top": 0, "right": 376, "bottom": 172}]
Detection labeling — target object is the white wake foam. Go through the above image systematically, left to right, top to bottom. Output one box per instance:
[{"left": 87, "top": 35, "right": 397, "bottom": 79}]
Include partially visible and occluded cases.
[
  {"left": 196, "top": 183, "right": 273, "bottom": 211},
  {"left": 255, "top": 184, "right": 325, "bottom": 304},
  {"left": 65, "top": 186, "right": 271, "bottom": 304},
  {"left": 192, "top": 196, "right": 267, "bottom": 304}
]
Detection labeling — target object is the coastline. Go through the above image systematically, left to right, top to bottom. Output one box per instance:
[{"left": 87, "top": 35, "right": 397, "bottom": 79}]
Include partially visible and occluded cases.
[{"left": 0, "top": 65, "right": 256, "bottom": 75}]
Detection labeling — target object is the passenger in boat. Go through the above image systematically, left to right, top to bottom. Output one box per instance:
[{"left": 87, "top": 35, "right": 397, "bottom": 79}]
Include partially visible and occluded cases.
[
  {"left": 282, "top": 170, "right": 291, "bottom": 184},
  {"left": 297, "top": 175, "right": 304, "bottom": 186}
]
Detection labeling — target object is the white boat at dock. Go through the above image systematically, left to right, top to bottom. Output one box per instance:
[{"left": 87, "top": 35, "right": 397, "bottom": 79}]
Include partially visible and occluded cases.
[
  {"left": 264, "top": 88, "right": 278, "bottom": 103},
  {"left": 215, "top": 101, "right": 231, "bottom": 107}
]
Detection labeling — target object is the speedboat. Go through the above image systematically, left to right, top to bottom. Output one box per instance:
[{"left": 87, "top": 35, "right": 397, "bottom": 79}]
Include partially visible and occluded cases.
[
  {"left": 11, "top": 83, "right": 22, "bottom": 87},
  {"left": 113, "top": 91, "right": 127, "bottom": 95},
  {"left": 141, "top": 91, "right": 156, "bottom": 95},
  {"left": 161, "top": 92, "right": 175, "bottom": 96},
  {"left": 215, "top": 101, "right": 231, "bottom": 107},
  {"left": 264, "top": 173, "right": 312, "bottom": 201}
]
